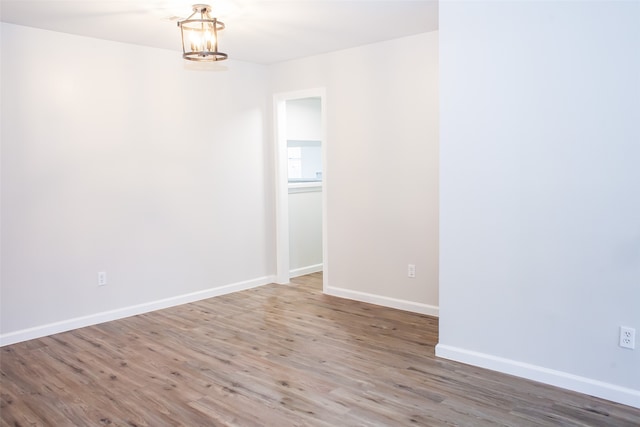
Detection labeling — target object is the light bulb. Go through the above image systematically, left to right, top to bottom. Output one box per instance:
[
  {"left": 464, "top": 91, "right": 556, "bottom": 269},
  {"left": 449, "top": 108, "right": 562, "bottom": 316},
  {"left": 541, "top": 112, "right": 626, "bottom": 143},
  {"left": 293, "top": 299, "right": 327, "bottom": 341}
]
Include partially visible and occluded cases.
[
  {"left": 190, "top": 31, "right": 202, "bottom": 51},
  {"left": 204, "top": 31, "right": 215, "bottom": 51}
]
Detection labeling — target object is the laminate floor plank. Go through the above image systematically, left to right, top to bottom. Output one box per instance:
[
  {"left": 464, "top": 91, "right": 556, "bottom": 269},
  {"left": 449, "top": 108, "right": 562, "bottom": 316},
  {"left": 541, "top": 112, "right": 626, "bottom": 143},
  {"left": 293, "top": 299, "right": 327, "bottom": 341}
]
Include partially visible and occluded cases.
[{"left": 2, "top": 272, "right": 639, "bottom": 426}]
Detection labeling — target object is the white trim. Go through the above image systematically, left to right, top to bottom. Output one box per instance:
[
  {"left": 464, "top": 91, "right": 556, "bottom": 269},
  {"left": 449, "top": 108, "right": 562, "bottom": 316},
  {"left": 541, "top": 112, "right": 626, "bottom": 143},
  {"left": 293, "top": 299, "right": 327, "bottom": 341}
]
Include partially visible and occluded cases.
[
  {"left": 319, "top": 92, "right": 329, "bottom": 295},
  {"left": 274, "top": 93, "right": 290, "bottom": 284},
  {"left": 288, "top": 181, "right": 322, "bottom": 189},
  {"left": 290, "top": 263, "right": 323, "bottom": 278},
  {"left": 0, "top": 275, "right": 276, "bottom": 347},
  {"left": 324, "top": 286, "right": 439, "bottom": 317},
  {"left": 435, "top": 344, "right": 640, "bottom": 409}
]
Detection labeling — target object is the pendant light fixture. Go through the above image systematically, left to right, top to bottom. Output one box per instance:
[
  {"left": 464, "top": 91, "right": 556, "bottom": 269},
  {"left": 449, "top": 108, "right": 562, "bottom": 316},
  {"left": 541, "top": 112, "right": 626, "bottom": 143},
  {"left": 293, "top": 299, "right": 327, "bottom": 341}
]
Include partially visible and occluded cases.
[{"left": 178, "top": 4, "right": 227, "bottom": 62}]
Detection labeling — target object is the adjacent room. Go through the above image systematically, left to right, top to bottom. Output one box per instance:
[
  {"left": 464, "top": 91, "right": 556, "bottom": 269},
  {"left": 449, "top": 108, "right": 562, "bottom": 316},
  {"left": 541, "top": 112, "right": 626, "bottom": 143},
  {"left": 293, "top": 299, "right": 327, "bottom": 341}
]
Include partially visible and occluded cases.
[{"left": 1, "top": 0, "right": 639, "bottom": 424}]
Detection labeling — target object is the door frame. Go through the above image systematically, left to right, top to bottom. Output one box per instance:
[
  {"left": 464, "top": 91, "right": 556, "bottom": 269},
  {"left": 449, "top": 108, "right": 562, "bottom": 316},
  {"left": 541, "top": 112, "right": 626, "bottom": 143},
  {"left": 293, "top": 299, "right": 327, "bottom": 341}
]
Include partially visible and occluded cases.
[{"left": 273, "top": 88, "right": 327, "bottom": 290}]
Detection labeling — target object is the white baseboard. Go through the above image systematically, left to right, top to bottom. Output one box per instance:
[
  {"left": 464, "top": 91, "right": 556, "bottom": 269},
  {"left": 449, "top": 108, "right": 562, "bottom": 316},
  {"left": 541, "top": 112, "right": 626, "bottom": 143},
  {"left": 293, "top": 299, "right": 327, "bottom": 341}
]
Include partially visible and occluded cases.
[
  {"left": 290, "top": 263, "right": 323, "bottom": 278},
  {"left": 0, "top": 275, "right": 276, "bottom": 347},
  {"left": 324, "top": 286, "right": 439, "bottom": 317},
  {"left": 435, "top": 344, "right": 640, "bottom": 409}
]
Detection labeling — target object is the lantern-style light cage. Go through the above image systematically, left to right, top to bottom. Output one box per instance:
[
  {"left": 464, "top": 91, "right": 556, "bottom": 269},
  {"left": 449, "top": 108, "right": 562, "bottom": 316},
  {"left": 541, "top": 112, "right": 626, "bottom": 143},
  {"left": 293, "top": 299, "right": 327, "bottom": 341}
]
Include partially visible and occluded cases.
[{"left": 178, "top": 4, "right": 227, "bottom": 62}]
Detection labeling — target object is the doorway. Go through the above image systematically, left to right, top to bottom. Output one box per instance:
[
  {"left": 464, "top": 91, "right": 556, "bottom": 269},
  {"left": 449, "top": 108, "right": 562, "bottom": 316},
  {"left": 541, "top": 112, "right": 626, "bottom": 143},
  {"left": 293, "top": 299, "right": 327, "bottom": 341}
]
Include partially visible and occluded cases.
[{"left": 273, "top": 89, "right": 327, "bottom": 290}]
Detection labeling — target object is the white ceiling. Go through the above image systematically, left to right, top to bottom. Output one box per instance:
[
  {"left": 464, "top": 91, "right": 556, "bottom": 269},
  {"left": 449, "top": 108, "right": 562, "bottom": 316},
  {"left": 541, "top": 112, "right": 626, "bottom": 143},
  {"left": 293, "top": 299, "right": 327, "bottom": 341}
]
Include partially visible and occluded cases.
[{"left": 0, "top": 0, "right": 439, "bottom": 64}]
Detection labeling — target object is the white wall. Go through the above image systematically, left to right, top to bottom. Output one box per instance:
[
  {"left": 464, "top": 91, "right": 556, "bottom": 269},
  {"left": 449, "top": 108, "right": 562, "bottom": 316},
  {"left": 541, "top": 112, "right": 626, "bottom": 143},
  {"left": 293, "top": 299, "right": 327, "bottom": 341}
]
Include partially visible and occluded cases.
[
  {"left": 438, "top": 1, "right": 640, "bottom": 408},
  {"left": 0, "top": 24, "right": 274, "bottom": 344},
  {"left": 271, "top": 32, "right": 439, "bottom": 315},
  {"left": 286, "top": 97, "right": 322, "bottom": 141},
  {"left": 288, "top": 188, "right": 323, "bottom": 275}
]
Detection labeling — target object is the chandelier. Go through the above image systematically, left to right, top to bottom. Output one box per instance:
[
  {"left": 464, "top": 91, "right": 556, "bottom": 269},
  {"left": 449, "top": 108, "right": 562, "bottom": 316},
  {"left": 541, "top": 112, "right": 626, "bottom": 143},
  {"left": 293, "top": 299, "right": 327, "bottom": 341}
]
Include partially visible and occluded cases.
[{"left": 178, "top": 4, "right": 227, "bottom": 62}]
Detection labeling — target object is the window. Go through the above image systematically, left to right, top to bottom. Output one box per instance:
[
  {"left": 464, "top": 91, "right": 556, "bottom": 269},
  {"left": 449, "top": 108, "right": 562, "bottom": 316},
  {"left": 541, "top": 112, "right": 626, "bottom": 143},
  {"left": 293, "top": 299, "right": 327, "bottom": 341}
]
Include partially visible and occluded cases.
[
  {"left": 287, "top": 140, "right": 322, "bottom": 182},
  {"left": 288, "top": 147, "right": 302, "bottom": 179}
]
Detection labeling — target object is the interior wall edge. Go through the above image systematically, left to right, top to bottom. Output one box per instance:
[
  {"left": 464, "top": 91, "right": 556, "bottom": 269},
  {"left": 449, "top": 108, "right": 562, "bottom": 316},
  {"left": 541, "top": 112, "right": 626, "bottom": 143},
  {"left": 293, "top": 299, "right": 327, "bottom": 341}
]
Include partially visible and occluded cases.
[
  {"left": 0, "top": 275, "right": 277, "bottom": 347},
  {"left": 435, "top": 344, "right": 640, "bottom": 409}
]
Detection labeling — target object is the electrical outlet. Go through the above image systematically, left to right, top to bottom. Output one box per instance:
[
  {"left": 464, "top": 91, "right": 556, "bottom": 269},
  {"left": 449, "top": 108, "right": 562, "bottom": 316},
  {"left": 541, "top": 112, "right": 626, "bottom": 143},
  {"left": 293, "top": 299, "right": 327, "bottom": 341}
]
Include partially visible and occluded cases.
[
  {"left": 407, "top": 264, "right": 416, "bottom": 278},
  {"left": 98, "top": 271, "right": 107, "bottom": 287},
  {"left": 619, "top": 326, "right": 635, "bottom": 349}
]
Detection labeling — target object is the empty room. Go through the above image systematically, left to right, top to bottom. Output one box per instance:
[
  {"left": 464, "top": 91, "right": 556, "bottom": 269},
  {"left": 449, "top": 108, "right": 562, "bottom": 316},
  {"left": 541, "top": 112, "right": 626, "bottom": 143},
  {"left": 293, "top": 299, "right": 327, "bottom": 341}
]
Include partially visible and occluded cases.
[{"left": 1, "top": 0, "right": 639, "bottom": 425}]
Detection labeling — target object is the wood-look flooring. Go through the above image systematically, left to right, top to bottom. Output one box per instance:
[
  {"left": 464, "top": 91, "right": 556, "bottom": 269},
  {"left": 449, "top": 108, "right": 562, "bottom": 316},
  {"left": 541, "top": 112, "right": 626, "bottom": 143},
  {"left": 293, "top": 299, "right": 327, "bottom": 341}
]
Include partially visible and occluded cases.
[{"left": 1, "top": 272, "right": 639, "bottom": 426}]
